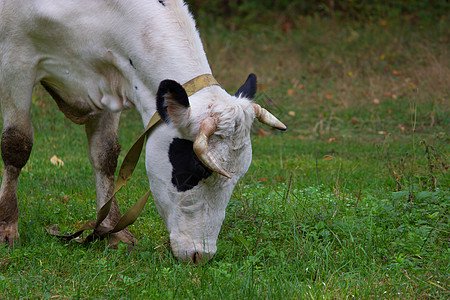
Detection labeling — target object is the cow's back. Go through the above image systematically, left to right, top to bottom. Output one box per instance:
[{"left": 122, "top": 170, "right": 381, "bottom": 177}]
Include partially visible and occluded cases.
[{"left": 1, "top": 0, "right": 210, "bottom": 116}]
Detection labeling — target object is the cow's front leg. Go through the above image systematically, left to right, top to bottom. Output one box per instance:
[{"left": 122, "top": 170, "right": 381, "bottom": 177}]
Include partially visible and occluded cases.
[
  {"left": 0, "top": 80, "right": 34, "bottom": 247},
  {"left": 85, "top": 112, "right": 136, "bottom": 247},
  {"left": 0, "top": 127, "right": 33, "bottom": 247}
]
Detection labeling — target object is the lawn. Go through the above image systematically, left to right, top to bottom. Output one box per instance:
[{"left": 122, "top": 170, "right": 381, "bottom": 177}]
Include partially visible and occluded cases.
[{"left": 1, "top": 10, "right": 449, "bottom": 299}]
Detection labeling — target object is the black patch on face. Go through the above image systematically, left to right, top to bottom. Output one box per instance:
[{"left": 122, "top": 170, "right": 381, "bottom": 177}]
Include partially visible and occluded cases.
[
  {"left": 158, "top": 0, "right": 166, "bottom": 6},
  {"left": 129, "top": 58, "right": 136, "bottom": 69},
  {"left": 235, "top": 73, "right": 257, "bottom": 99},
  {"left": 156, "top": 79, "right": 189, "bottom": 123},
  {"left": 169, "top": 138, "right": 212, "bottom": 192}
]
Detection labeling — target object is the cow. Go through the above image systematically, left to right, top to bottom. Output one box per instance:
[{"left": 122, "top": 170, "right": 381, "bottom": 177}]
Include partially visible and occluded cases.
[{"left": 0, "top": 0, "right": 286, "bottom": 264}]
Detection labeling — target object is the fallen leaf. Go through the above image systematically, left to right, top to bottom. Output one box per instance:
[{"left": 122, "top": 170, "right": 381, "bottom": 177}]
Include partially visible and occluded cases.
[
  {"left": 282, "top": 19, "right": 293, "bottom": 34},
  {"left": 379, "top": 19, "right": 387, "bottom": 26},
  {"left": 380, "top": 54, "right": 386, "bottom": 60},
  {"left": 393, "top": 70, "right": 402, "bottom": 75},
  {"left": 347, "top": 71, "right": 353, "bottom": 77},
  {"left": 408, "top": 82, "right": 417, "bottom": 89},
  {"left": 296, "top": 83, "right": 305, "bottom": 89},
  {"left": 257, "top": 85, "right": 267, "bottom": 92},
  {"left": 287, "top": 89, "right": 295, "bottom": 96},
  {"left": 326, "top": 93, "right": 333, "bottom": 99},
  {"left": 373, "top": 98, "right": 380, "bottom": 104},
  {"left": 288, "top": 111, "right": 296, "bottom": 116},
  {"left": 351, "top": 117, "right": 359, "bottom": 125},
  {"left": 258, "top": 129, "right": 271, "bottom": 137},
  {"left": 378, "top": 131, "right": 388, "bottom": 135},
  {"left": 328, "top": 138, "right": 336, "bottom": 143},
  {"left": 50, "top": 155, "right": 64, "bottom": 167},
  {"left": 323, "top": 155, "right": 334, "bottom": 160},
  {"left": 260, "top": 178, "right": 268, "bottom": 182}
]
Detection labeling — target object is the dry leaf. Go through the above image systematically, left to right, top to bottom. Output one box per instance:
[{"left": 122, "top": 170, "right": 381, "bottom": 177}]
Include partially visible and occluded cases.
[
  {"left": 393, "top": 70, "right": 402, "bottom": 75},
  {"left": 408, "top": 82, "right": 417, "bottom": 89},
  {"left": 257, "top": 84, "right": 267, "bottom": 92},
  {"left": 287, "top": 89, "right": 295, "bottom": 96},
  {"left": 326, "top": 93, "right": 333, "bottom": 99},
  {"left": 373, "top": 98, "right": 380, "bottom": 104},
  {"left": 288, "top": 111, "right": 296, "bottom": 116},
  {"left": 258, "top": 129, "right": 271, "bottom": 137},
  {"left": 378, "top": 131, "right": 388, "bottom": 135},
  {"left": 328, "top": 138, "right": 336, "bottom": 143},
  {"left": 50, "top": 155, "right": 64, "bottom": 167},
  {"left": 323, "top": 155, "right": 334, "bottom": 160},
  {"left": 260, "top": 178, "right": 268, "bottom": 182}
]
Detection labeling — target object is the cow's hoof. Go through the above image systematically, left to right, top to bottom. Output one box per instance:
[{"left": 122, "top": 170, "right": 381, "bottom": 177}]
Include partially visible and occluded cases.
[
  {"left": 0, "top": 222, "right": 19, "bottom": 248},
  {"left": 108, "top": 228, "right": 137, "bottom": 250}
]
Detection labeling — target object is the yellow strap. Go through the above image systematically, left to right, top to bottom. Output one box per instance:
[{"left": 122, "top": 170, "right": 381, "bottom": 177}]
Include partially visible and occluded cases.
[
  {"left": 182, "top": 74, "right": 220, "bottom": 97},
  {"left": 48, "top": 112, "right": 162, "bottom": 242}
]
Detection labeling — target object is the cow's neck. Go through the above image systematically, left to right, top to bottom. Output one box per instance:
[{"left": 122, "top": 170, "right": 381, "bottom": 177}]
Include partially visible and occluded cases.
[{"left": 116, "top": 1, "right": 213, "bottom": 126}]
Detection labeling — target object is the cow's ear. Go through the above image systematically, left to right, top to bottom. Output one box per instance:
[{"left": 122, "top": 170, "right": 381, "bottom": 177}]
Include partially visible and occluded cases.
[
  {"left": 235, "top": 73, "right": 257, "bottom": 99},
  {"left": 156, "top": 79, "right": 190, "bottom": 125}
]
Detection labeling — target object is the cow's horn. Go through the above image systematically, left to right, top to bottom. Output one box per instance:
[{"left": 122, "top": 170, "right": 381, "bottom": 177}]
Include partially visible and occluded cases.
[
  {"left": 252, "top": 103, "right": 287, "bottom": 130},
  {"left": 193, "top": 117, "right": 232, "bottom": 179}
]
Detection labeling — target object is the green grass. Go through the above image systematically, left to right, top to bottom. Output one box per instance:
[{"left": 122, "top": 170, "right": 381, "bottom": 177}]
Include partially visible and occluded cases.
[{"left": 1, "top": 16, "right": 449, "bottom": 298}]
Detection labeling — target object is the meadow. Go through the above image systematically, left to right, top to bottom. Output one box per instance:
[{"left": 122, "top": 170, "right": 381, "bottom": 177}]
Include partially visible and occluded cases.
[{"left": 0, "top": 10, "right": 449, "bottom": 299}]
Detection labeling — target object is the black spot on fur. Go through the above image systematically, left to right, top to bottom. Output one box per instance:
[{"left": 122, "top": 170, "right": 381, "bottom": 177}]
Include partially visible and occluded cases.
[
  {"left": 158, "top": 0, "right": 166, "bottom": 6},
  {"left": 129, "top": 58, "right": 136, "bottom": 69},
  {"left": 235, "top": 73, "right": 257, "bottom": 99},
  {"left": 156, "top": 80, "right": 189, "bottom": 123},
  {"left": 135, "top": 86, "right": 138, "bottom": 90},
  {"left": 1, "top": 127, "right": 33, "bottom": 169},
  {"left": 98, "top": 136, "right": 121, "bottom": 176},
  {"left": 169, "top": 138, "right": 212, "bottom": 192}
]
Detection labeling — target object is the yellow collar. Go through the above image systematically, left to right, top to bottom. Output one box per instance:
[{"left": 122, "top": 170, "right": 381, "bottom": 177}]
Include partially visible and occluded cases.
[{"left": 182, "top": 74, "right": 220, "bottom": 97}]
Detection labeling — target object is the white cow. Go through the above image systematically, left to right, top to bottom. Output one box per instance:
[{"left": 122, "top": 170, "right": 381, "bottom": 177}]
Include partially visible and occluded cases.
[{"left": 0, "top": 0, "right": 286, "bottom": 263}]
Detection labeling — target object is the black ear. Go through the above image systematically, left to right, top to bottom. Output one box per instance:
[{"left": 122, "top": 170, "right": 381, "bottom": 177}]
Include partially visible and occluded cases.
[
  {"left": 235, "top": 73, "right": 257, "bottom": 99},
  {"left": 156, "top": 79, "right": 190, "bottom": 123}
]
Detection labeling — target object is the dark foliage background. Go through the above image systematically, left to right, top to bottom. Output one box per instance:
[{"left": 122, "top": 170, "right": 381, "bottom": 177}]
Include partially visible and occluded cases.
[{"left": 188, "top": 0, "right": 449, "bottom": 27}]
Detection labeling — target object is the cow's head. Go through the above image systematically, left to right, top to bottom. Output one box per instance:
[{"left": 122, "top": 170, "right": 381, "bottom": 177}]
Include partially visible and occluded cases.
[{"left": 145, "top": 74, "right": 286, "bottom": 264}]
